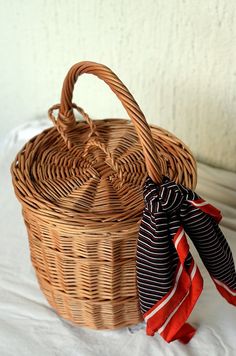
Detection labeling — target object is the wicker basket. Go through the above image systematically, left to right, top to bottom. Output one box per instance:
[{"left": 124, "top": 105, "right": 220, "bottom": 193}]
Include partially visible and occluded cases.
[{"left": 11, "top": 61, "right": 197, "bottom": 330}]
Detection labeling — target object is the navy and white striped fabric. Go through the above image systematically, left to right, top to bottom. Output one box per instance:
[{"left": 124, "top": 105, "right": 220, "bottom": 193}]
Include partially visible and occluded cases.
[{"left": 136, "top": 177, "right": 236, "bottom": 344}]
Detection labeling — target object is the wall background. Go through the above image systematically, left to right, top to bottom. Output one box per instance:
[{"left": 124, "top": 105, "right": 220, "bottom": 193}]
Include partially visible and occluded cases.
[{"left": 0, "top": 0, "right": 235, "bottom": 171}]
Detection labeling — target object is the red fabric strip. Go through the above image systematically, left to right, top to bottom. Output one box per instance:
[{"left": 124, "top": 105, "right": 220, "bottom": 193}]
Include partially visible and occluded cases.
[
  {"left": 189, "top": 199, "right": 222, "bottom": 223},
  {"left": 173, "top": 227, "right": 190, "bottom": 264},
  {"left": 144, "top": 229, "right": 203, "bottom": 343},
  {"left": 159, "top": 261, "right": 203, "bottom": 343},
  {"left": 144, "top": 263, "right": 191, "bottom": 335},
  {"left": 212, "top": 277, "right": 236, "bottom": 306},
  {"left": 172, "top": 323, "right": 196, "bottom": 344}
]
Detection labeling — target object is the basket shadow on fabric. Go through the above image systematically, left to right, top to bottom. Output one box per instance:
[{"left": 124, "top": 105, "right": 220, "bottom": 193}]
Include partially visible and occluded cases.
[{"left": 11, "top": 61, "right": 197, "bottom": 330}]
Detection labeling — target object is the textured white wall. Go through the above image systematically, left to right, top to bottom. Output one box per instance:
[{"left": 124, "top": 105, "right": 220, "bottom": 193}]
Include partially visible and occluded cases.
[{"left": 0, "top": 0, "right": 236, "bottom": 171}]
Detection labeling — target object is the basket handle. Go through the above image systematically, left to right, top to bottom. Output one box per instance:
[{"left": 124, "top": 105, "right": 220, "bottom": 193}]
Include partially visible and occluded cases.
[{"left": 58, "top": 61, "right": 162, "bottom": 184}]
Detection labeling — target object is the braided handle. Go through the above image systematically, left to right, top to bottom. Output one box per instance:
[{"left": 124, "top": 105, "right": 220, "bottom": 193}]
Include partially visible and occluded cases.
[{"left": 58, "top": 61, "right": 162, "bottom": 183}]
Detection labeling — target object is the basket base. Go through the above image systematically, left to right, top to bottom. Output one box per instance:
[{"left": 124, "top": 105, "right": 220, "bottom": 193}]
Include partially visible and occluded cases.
[{"left": 37, "top": 275, "right": 143, "bottom": 330}]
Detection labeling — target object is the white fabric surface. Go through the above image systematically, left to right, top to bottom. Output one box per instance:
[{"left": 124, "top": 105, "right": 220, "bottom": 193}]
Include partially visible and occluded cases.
[{"left": 0, "top": 120, "right": 236, "bottom": 356}]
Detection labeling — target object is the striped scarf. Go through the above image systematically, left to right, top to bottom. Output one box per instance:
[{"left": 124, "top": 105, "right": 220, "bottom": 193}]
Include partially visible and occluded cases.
[{"left": 136, "top": 177, "right": 236, "bottom": 344}]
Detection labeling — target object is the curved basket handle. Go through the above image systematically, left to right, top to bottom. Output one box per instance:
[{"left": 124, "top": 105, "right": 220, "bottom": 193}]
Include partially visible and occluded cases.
[{"left": 58, "top": 61, "right": 162, "bottom": 184}]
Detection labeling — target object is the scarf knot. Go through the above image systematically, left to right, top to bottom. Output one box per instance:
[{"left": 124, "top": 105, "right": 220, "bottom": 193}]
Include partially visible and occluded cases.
[{"left": 144, "top": 177, "right": 184, "bottom": 213}]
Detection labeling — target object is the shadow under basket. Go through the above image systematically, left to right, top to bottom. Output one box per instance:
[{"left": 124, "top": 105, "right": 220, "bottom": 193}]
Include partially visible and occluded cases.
[{"left": 11, "top": 61, "right": 197, "bottom": 330}]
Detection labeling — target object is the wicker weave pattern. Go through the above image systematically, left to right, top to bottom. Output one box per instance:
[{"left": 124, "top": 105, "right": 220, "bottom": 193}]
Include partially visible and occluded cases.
[{"left": 11, "top": 61, "right": 197, "bottom": 329}]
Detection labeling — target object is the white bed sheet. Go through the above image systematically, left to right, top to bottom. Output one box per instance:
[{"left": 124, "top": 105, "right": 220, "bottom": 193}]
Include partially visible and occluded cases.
[{"left": 0, "top": 120, "right": 236, "bottom": 356}]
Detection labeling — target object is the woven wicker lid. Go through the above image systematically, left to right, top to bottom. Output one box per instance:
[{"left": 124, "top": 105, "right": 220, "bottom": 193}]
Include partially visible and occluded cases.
[{"left": 11, "top": 61, "right": 197, "bottom": 221}]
